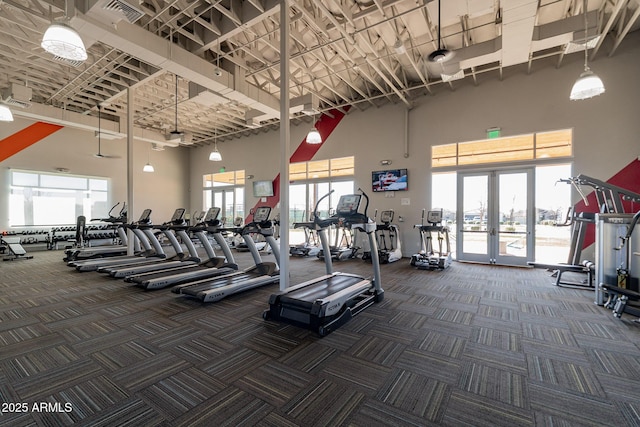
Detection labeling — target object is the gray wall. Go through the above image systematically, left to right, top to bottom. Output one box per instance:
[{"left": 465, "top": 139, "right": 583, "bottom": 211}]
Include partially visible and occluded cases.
[
  {"left": 190, "top": 32, "right": 640, "bottom": 256},
  {"left": 0, "top": 120, "right": 190, "bottom": 228}
]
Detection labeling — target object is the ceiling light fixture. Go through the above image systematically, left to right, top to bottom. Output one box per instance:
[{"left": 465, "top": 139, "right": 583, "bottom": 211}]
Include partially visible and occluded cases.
[
  {"left": 427, "top": 0, "right": 455, "bottom": 63},
  {"left": 570, "top": 0, "right": 605, "bottom": 100},
  {"left": 41, "top": 1, "right": 87, "bottom": 62},
  {"left": 393, "top": 39, "right": 406, "bottom": 55},
  {"left": 0, "top": 105, "right": 14, "bottom": 122},
  {"left": 306, "top": 114, "right": 322, "bottom": 144},
  {"left": 209, "top": 129, "right": 222, "bottom": 161},
  {"left": 143, "top": 143, "right": 154, "bottom": 172}
]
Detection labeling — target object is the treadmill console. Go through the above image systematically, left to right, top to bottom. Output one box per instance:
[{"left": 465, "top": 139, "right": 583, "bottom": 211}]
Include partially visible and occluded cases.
[
  {"left": 336, "top": 195, "right": 361, "bottom": 216},
  {"left": 253, "top": 206, "right": 271, "bottom": 223},
  {"left": 204, "top": 207, "right": 221, "bottom": 222},
  {"left": 170, "top": 208, "right": 186, "bottom": 222},
  {"left": 138, "top": 209, "right": 152, "bottom": 223},
  {"left": 380, "top": 210, "right": 394, "bottom": 223},
  {"left": 427, "top": 210, "right": 442, "bottom": 225}
]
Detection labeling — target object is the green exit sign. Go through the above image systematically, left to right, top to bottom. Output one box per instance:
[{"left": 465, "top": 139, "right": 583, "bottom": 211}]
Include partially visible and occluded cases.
[{"left": 487, "top": 128, "right": 501, "bottom": 139}]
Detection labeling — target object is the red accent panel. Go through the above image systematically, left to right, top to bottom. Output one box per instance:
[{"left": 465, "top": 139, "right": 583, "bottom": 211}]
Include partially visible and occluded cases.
[
  {"left": 247, "top": 107, "right": 350, "bottom": 220},
  {"left": 0, "top": 122, "right": 63, "bottom": 162},
  {"left": 574, "top": 158, "right": 640, "bottom": 248}
]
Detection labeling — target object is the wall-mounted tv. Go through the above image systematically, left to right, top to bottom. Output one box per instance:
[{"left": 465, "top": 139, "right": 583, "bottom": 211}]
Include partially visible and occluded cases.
[
  {"left": 372, "top": 169, "right": 408, "bottom": 192},
  {"left": 253, "top": 180, "right": 274, "bottom": 197}
]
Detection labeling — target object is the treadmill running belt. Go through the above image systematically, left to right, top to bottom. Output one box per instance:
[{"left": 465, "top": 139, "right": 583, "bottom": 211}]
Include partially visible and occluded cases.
[{"left": 281, "top": 274, "right": 366, "bottom": 303}]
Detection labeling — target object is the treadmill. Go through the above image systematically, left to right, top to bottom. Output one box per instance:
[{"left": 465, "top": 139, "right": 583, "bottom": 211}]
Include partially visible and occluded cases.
[
  {"left": 263, "top": 190, "right": 384, "bottom": 336},
  {"left": 63, "top": 202, "right": 133, "bottom": 261},
  {"left": 172, "top": 206, "right": 280, "bottom": 302},
  {"left": 126, "top": 207, "right": 240, "bottom": 289},
  {"left": 99, "top": 208, "right": 201, "bottom": 278},
  {"left": 69, "top": 209, "right": 173, "bottom": 272}
]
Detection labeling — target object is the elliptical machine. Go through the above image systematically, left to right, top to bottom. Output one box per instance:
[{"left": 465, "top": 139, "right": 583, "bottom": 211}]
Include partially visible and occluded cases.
[
  {"left": 410, "top": 209, "right": 452, "bottom": 270},
  {"left": 363, "top": 210, "right": 402, "bottom": 263}
]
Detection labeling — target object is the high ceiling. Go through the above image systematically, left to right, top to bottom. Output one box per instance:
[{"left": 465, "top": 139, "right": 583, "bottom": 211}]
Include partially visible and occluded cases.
[{"left": 0, "top": 0, "right": 638, "bottom": 148}]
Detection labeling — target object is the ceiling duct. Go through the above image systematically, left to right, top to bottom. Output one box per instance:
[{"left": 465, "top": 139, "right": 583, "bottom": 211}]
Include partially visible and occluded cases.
[
  {"left": 87, "top": 0, "right": 144, "bottom": 24},
  {"left": 1, "top": 84, "right": 32, "bottom": 108}
]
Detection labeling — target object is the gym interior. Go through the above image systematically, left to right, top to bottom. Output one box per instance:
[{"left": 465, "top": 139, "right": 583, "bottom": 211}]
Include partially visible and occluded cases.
[{"left": 1, "top": 1, "right": 640, "bottom": 425}]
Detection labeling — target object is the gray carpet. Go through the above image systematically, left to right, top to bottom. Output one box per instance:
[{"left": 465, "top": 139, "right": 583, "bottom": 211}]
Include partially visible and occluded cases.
[{"left": 0, "top": 249, "right": 639, "bottom": 426}]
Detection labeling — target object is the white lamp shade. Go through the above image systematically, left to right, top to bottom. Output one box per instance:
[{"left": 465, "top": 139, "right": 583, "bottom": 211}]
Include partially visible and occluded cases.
[
  {"left": 41, "top": 23, "right": 87, "bottom": 61},
  {"left": 570, "top": 69, "right": 605, "bottom": 100},
  {"left": 0, "top": 105, "right": 14, "bottom": 122},
  {"left": 306, "top": 128, "right": 322, "bottom": 144},
  {"left": 209, "top": 149, "right": 222, "bottom": 161},
  {"left": 143, "top": 163, "right": 155, "bottom": 172}
]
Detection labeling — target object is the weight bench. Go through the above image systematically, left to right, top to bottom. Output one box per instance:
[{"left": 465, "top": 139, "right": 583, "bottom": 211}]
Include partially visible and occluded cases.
[
  {"left": 1, "top": 236, "right": 33, "bottom": 261},
  {"left": 527, "top": 260, "right": 595, "bottom": 288}
]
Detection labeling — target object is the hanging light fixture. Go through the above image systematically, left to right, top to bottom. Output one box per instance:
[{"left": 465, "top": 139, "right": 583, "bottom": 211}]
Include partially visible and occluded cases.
[
  {"left": 570, "top": 0, "right": 605, "bottom": 100},
  {"left": 41, "top": 1, "right": 87, "bottom": 62},
  {"left": 0, "top": 105, "right": 14, "bottom": 122},
  {"left": 306, "top": 114, "right": 322, "bottom": 144},
  {"left": 209, "top": 129, "right": 222, "bottom": 161},
  {"left": 143, "top": 143, "right": 154, "bottom": 172}
]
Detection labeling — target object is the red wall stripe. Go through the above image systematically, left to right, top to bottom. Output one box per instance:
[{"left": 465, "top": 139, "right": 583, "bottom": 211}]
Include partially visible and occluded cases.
[
  {"left": 247, "top": 107, "right": 350, "bottom": 220},
  {"left": 0, "top": 122, "right": 63, "bottom": 162},
  {"left": 574, "top": 158, "right": 640, "bottom": 249}
]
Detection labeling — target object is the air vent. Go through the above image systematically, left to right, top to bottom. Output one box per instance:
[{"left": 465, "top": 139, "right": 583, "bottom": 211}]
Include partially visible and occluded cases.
[
  {"left": 102, "top": 0, "right": 144, "bottom": 24},
  {"left": 564, "top": 35, "right": 600, "bottom": 54},
  {"left": 52, "top": 55, "right": 84, "bottom": 68},
  {"left": 441, "top": 69, "right": 465, "bottom": 82},
  {"left": 1, "top": 84, "right": 32, "bottom": 108}
]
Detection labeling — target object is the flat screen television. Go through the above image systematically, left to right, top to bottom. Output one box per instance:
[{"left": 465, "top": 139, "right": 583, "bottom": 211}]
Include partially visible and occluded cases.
[
  {"left": 372, "top": 169, "right": 408, "bottom": 192},
  {"left": 253, "top": 180, "right": 274, "bottom": 197}
]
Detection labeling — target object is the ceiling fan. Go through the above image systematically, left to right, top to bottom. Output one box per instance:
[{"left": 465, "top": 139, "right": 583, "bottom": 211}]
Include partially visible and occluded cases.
[
  {"left": 427, "top": 0, "right": 455, "bottom": 63},
  {"left": 94, "top": 104, "right": 120, "bottom": 159}
]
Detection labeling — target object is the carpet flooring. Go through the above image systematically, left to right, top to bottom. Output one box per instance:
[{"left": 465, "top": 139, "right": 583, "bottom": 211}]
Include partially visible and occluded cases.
[{"left": 0, "top": 249, "right": 639, "bottom": 426}]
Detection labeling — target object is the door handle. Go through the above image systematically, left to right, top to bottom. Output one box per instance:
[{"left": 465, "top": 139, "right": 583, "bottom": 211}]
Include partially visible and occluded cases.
[{"left": 489, "top": 227, "right": 496, "bottom": 236}]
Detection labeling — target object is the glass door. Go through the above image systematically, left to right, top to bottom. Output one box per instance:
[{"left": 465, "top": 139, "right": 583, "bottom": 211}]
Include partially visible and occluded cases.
[{"left": 457, "top": 169, "right": 533, "bottom": 266}]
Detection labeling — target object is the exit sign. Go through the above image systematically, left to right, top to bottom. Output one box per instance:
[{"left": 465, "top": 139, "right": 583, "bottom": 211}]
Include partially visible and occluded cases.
[{"left": 487, "top": 127, "right": 501, "bottom": 139}]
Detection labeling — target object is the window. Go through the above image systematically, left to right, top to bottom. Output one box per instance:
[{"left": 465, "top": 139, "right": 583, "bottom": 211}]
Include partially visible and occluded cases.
[
  {"left": 432, "top": 129, "right": 572, "bottom": 168},
  {"left": 289, "top": 156, "right": 354, "bottom": 181},
  {"left": 9, "top": 170, "right": 109, "bottom": 226},
  {"left": 203, "top": 170, "right": 245, "bottom": 225}
]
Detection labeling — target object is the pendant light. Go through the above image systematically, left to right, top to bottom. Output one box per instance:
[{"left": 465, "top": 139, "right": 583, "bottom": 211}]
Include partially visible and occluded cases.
[
  {"left": 427, "top": 0, "right": 455, "bottom": 63},
  {"left": 570, "top": 0, "right": 605, "bottom": 100},
  {"left": 41, "top": 1, "right": 87, "bottom": 62},
  {"left": 0, "top": 105, "right": 14, "bottom": 122},
  {"left": 306, "top": 114, "right": 322, "bottom": 144},
  {"left": 209, "top": 129, "right": 222, "bottom": 161},
  {"left": 143, "top": 143, "right": 154, "bottom": 172}
]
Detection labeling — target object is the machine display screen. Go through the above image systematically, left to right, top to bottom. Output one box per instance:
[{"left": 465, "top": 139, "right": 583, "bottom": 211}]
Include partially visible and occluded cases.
[
  {"left": 336, "top": 195, "right": 361, "bottom": 215},
  {"left": 253, "top": 206, "right": 271, "bottom": 222}
]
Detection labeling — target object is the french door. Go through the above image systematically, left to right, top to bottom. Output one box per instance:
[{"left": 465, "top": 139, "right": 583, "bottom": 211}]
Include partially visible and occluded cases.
[{"left": 456, "top": 168, "right": 534, "bottom": 266}]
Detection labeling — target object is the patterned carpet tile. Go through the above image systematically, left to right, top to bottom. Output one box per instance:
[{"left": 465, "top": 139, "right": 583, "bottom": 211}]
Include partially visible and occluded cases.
[
  {"left": 476, "top": 304, "right": 520, "bottom": 323},
  {"left": 566, "top": 318, "right": 631, "bottom": 340},
  {"left": 521, "top": 322, "right": 578, "bottom": 346},
  {"left": 0, "top": 323, "right": 54, "bottom": 346},
  {"left": 469, "top": 326, "right": 521, "bottom": 352},
  {"left": 71, "top": 329, "right": 135, "bottom": 356},
  {"left": 242, "top": 330, "right": 304, "bottom": 359},
  {"left": 415, "top": 330, "right": 466, "bottom": 358},
  {"left": 170, "top": 333, "right": 236, "bottom": 364},
  {"left": 348, "top": 335, "right": 406, "bottom": 366},
  {"left": 91, "top": 340, "right": 158, "bottom": 372},
  {"left": 278, "top": 341, "right": 339, "bottom": 374},
  {"left": 461, "top": 342, "right": 527, "bottom": 375},
  {"left": 3, "top": 344, "right": 80, "bottom": 382},
  {"left": 200, "top": 347, "right": 271, "bottom": 383},
  {"left": 394, "top": 347, "right": 462, "bottom": 384},
  {"left": 587, "top": 348, "right": 640, "bottom": 378},
  {"left": 110, "top": 352, "right": 191, "bottom": 392},
  {"left": 320, "top": 354, "right": 392, "bottom": 395},
  {"left": 526, "top": 355, "right": 606, "bottom": 397},
  {"left": 12, "top": 357, "right": 105, "bottom": 401},
  {"left": 234, "top": 361, "right": 313, "bottom": 407},
  {"left": 458, "top": 362, "right": 528, "bottom": 408},
  {"left": 139, "top": 367, "right": 226, "bottom": 420},
  {"left": 376, "top": 368, "right": 449, "bottom": 421},
  {"left": 595, "top": 371, "right": 640, "bottom": 402},
  {"left": 281, "top": 378, "right": 366, "bottom": 426},
  {"left": 528, "top": 381, "right": 624, "bottom": 426},
  {"left": 172, "top": 386, "right": 273, "bottom": 427},
  {"left": 442, "top": 389, "right": 533, "bottom": 427},
  {"left": 72, "top": 396, "right": 164, "bottom": 427}
]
